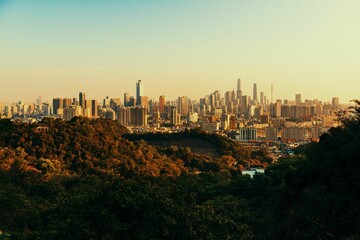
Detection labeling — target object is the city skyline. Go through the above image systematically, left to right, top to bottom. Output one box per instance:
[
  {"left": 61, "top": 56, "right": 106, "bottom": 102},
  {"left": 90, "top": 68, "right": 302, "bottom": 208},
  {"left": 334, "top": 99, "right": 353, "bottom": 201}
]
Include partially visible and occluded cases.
[
  {"left": 1, "top": 1, "right": 359, "bottom": 102},
  {"left": 0, "top": 79, "right": 344, "bottom": 105}
]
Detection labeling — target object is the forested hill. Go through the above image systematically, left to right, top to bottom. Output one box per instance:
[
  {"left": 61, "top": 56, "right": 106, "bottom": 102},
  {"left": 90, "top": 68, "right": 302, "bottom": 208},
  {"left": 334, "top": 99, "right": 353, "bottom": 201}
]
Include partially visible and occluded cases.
[
  {"left": 1, "top": 101, "right": 360, "bottom": 239},
  {"left": 0, "top": 117, "right": 255, "bottom": 178},
  {"left": 1, "top": 117, "right": 184, "bottom": 177},
  {"left": 124, "top": 130, "right": 273, "bottom": 168}
]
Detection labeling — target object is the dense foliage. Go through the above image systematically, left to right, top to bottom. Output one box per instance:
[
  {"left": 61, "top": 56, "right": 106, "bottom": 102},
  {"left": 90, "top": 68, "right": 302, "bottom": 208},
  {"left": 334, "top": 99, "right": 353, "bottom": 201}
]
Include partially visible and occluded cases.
[
  {"left": 1, "top": 101, "right": 360, "bottom": 239},
  {"left": 124, "top": 130, "right": 272, "bottom": 168}
]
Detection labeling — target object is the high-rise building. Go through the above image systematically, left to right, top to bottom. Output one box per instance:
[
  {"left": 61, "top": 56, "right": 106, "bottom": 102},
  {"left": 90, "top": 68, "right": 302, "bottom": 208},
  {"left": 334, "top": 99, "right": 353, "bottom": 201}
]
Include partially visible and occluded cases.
[
  {"left": 236, "top": 78, "right": 242, "bottom": 100},
  {"left": 136, "top": 80, "right": 144, "bottom": 105},
  {"left": 253, "top": 83, "right": 258, "bottom": 101},
  {"left": 210, "top": 90, "right": 221, "bottom": 107},
  {"left": 225, "top": 91, "right": 235, "bottom": 113},
  {"left": 79, "top": 92, "right": 86, "bottom": 108},
  {"left": 260, "top": 92, "right": 264, "bottom": 105},
  {"left": 124, "top": 93, "right": 130, "bottom": 107},
  {"left": 159, "top": 95, "right": 166, "bottom": 114},
  {"left": 241, "top": 95, "right": 249, "bottom": 114},
  {"left": 103, "top": 96, "right": 110, "bottom": 107},
  {"left": 139, "top": 96, "right": 149, "bottom": 111},
  {"left": 178, "top": 96, "right": 188, "bottom": 115},
  {"left": 128, "top": 97, "right": 136, "bottom": 107},
  {"left": 52, "top": 98, "right": 63, "bottom": 115},
  {"left": 63, "top": 98, "right": 72, "bottom": 108},
  {"left": 72, "top": 98, "right": 78, "bottom": 106},
  {"left": 109, "top": 98, "right": 121, "bottom": 111},
  {"left": 148, "top": 99, "right": 156, "bottom": 113},
  {"left": 274, "top": 99, "right": 282, "bottom": 117},
  {"left": 91, "top": 100, "right": 98, "bottom": 117},
  {"left": 83, "top": 103, "right": 92, "bottom": 118},
  {"left": 42, "top": 104, "right": 51, "bottom": 116},
  {"left": 63, "top": 105, "right": 82, "bottom": 121},
  {"left": 281, "top": 105, "right": 291, "bottom": 118},
  {"left": 290, "top": 105, "right": 301, "bottom": 120},
  {"left": 130, "top": 106, "right": 147, "bottom": 127},
  {"left": 118, "top": 107, "right": 131, "bottom": 125},
  {"left": 170, "top": 107, "right": 180, "bottom": 126}
]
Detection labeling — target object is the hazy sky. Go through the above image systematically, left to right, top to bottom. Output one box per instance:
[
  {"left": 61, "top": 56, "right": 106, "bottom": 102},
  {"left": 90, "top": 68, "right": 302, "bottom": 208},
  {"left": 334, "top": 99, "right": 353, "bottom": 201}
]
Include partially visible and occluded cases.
[{"left": 0, "top": 0, "right": 359, "bottom": 103}]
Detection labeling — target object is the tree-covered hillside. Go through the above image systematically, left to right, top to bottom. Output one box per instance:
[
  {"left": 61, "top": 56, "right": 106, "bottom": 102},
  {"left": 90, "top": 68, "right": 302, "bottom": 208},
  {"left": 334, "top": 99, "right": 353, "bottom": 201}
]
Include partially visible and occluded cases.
[
  {"left": 0, "top": 102, "right": 359, "bottom": 239},
  {"left": 124, "top": 130, "right": 273, "bottom": 169}
]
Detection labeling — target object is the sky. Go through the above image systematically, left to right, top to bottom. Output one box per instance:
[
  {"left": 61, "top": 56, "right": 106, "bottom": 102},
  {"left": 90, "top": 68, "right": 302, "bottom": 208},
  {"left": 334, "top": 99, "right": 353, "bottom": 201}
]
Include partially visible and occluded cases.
[{"left": 0, "top": 0, "right": 359, "bottom": 104}]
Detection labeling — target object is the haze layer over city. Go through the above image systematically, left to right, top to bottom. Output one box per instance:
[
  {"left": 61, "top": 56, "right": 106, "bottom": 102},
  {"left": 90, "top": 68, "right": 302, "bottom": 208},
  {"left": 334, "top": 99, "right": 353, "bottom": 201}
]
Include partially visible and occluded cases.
[{"left": 1, "top": 1, "right": 359, "bottom": 102}]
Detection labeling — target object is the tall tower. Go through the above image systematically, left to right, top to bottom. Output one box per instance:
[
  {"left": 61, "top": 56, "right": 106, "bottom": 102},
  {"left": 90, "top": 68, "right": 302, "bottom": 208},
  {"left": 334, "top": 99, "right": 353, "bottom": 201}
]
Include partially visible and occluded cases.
[
  {"left": 236, "top": 78, "right": 242, "bottom": 99},
  {"left": 136, "top": 80, "right": 144, "bottom": 105},
  {"left": 253, "top": 83, "right": 258, "bottom": 101},
  {"left": 271, "top": 85, "right": 273, "bottom": 104},
  {"left": 79, "top": 92, "right": 86, "bottom": 108},
  {"left": 260, "top": 92, "right": 264, "bottom": 105},
  {"left": 159, "top": 95, "right": 166, "bottom": 114}
]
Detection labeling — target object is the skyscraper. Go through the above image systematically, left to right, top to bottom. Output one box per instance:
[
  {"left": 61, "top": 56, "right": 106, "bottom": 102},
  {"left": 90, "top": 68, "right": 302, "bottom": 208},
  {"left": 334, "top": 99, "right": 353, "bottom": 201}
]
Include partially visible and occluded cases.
[
  {"left": 236, "top": 78, "right": 242, "bottom": 99},
  {"left": 136, "top": 80, "right": 144, "bottom": 105},
  {"left": 253, "top": 83, "right": 258, "bottom": 101},
  {"left": 225, "top": 91, "right": 235, "bottom": 113},
  {"left": 79, "top": 92, "right": 86, "bottom": 108},
  {"left": 260, "top": 92, "right": 264, "bottom": 105},
  {"left": 124, "top": 93, "right": 130, "bottom": 107},
  {"left": 159, "top": 95, "right": 166, "bottom": 114},
  {"left": 241, "top": 95, "right": 249, "bottom": 116},
  {"left": 139, "top": 96, "right": 149, "bottom": 111},
  {"left": 178, "top": 96, "right": 189, "bottom": 115},
  {"left": 52, "top": 98, "right": 63, "bottom": 115},
  {"left": 63, "top": 98, "right": 72, "bottom": 108},
  {"left": 275, "top": 99, "right": 282, "bottom": 117},
  {"left": 91, "top": 100, "right": 98, "bottom": 117},
  {"left": 130, "top": 106, "right": 147, "bottom": 127},
  {"left": 171, "top": 107, "right": 180, "bottom": 126}
]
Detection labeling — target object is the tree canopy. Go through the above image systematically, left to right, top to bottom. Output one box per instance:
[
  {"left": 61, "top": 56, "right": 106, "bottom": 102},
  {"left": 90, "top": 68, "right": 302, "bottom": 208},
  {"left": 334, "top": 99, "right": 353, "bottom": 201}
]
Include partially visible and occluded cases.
[{"left": 0, "top": 101, "right": 360, "bottom": 239}]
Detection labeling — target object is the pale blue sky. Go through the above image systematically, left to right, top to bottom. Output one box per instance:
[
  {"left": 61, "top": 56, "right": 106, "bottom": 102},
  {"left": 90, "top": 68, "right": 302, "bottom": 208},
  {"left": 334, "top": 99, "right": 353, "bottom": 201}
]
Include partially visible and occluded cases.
[{"left": 0, "top": 0, "right": 359, "bottom": 103}]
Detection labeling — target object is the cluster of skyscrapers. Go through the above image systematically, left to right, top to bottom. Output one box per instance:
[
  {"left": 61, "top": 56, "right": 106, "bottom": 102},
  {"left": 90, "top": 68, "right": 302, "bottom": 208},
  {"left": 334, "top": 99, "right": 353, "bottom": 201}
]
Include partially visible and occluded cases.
[
  {"left": 0, "top": 79, "right": 345, "bottom": 143},
  {"left": 49, "top": 81, "right": 148, "bottom": 126}
]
